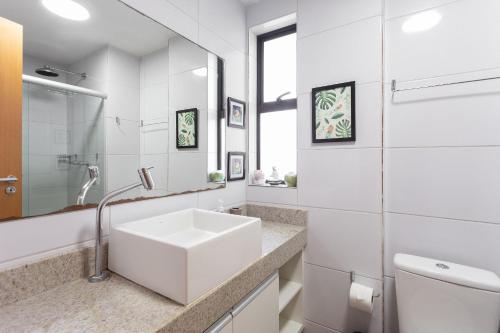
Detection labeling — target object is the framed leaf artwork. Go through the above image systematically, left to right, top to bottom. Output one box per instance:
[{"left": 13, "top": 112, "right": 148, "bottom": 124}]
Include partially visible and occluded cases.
[
  {"left": 311, "top": 81, "right": 356, "bottom": 143},
  {"left": 176, "top": 108, "right": 198, "bottom": 149},
  {"left": 227, "top": 152, "right": 245, "bottom": 181}
]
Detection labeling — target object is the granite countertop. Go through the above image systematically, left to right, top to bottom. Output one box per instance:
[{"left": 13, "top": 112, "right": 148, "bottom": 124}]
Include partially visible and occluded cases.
[{"left": 0, "top": 221, "right": 306, "bottom": 333}]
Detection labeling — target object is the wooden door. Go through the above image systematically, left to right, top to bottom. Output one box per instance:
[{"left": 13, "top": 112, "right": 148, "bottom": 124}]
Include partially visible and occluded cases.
[{"left": 0, "top": 17, "right": 22, "bottom": 220}]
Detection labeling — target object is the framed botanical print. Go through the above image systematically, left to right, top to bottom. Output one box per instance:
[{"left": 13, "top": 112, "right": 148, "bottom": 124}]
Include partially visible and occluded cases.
[
  {"left": 312, "top": 81, "right": 356, "bottom": 143},
  {"left": 227, "top": 97, "right": 245, "bottom": 129},
  {"left": 176, "top": 108, "right": 198, "bottom": 149},
  {"left": 227, "top": 152, "right": 245, "bottom": 181}
]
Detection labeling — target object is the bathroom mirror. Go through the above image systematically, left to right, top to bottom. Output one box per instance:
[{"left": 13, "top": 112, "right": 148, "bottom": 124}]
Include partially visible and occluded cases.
[{"left": 0, "top": 0, "right": 226, "bottom": 221}]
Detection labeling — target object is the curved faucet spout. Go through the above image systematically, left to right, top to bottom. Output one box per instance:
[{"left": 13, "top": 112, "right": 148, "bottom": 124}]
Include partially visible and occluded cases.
[
  {"left": 76, "top": 166, "right": 99, "bottom": 205},
  {"left": 89, "top": 167, "right": 155, "bottom": 283}
]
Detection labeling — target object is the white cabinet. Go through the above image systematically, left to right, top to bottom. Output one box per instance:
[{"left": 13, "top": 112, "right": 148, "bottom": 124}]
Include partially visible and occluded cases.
[
  {"left": 204, "top": 251, "right": 304, "bottom": 333},
  {"left": 232, "top": 273, "right": 279, "bottom": 333}
]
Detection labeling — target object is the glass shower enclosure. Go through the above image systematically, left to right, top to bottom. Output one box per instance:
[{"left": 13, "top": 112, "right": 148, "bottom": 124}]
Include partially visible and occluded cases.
[{"left": 22, "top": 77, "right": 105, "bottom": 216}]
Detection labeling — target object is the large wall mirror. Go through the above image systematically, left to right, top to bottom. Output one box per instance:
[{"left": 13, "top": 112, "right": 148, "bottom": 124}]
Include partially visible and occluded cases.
[{"left": 0, "top": 0, "right": 226, "bottom": 221}]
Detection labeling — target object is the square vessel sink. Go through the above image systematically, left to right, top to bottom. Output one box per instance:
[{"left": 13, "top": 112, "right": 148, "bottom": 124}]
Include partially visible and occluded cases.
[{"left": 109, "top": 208, "right": 262, "bottom": 305}]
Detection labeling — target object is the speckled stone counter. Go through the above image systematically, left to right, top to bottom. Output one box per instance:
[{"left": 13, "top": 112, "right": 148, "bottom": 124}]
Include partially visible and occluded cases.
[{"left": 0, "top": 219, "right": 306, "bottom": 333}]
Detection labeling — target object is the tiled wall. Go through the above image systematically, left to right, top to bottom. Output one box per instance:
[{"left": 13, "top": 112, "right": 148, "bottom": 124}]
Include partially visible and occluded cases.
[
  {"left": 0, "top": 0, "right": 247, "bottom": 268},
  {"left": 246, "top": 0, "right": 500, "bottom": 332},
  {"left": 383, "top": 0, "right": 500, "bottom": 332},
  {"left": 247, "top": 1, "right": 383, "bottom": 332},
  {"left": 140, "top": 46, "right": 169, "bottom": 197}
]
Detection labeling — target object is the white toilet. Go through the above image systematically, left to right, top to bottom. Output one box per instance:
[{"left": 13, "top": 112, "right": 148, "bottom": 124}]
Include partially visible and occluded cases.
[{"left": 394, "top": 253, "right": 500, "bottom": 333}]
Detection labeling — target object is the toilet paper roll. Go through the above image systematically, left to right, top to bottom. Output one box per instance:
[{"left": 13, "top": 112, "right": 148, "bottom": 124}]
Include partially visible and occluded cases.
[{"left": 349, "top": 282, "right": 374, "bottom": 314}]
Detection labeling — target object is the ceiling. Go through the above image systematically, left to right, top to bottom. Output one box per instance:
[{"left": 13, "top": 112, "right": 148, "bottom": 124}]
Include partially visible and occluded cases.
[{"left": 0, "top": 0, "right": 177, "bottom": 65}]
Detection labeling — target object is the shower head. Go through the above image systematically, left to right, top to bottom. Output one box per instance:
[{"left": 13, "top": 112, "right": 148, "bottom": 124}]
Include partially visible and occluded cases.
[
  {"left": 35, "top": 65, "right": 87, "bottom": 79},
  {"left": 36, "top": 65, "right": 59, "bottom": 77}
]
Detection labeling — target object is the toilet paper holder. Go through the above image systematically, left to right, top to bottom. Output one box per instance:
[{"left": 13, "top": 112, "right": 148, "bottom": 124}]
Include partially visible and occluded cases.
[{"left": 350, "top": 271, "right": 380, "bottom": 298}]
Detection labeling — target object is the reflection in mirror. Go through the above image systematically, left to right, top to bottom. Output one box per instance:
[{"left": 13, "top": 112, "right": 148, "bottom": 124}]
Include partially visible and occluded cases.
[{"left": 0, "top": 0, "right": 225, "bottom": 221}]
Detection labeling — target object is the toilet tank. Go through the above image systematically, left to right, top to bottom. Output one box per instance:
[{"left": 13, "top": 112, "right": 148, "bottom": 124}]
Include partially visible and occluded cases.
[{"left": 394, "top": 254, "right": 500, "bottom": 333}]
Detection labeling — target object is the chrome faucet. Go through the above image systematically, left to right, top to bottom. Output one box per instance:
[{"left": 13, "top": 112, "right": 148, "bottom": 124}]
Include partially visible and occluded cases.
[
  {"left": 76, "top": 166, "right": 99, "bottom": 205},
  {"left": 88, "top": 167, "right": 155, "bottom": 283}
]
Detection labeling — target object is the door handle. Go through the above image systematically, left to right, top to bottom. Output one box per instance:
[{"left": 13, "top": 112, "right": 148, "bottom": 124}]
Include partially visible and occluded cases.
[{"left": 0, "top": 176, "right": 18, "bottom": 183}]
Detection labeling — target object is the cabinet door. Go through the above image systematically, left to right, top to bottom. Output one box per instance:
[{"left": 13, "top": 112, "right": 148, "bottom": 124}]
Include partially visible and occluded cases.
[{"left": 232, "top": 273, "right": 279, "bottom": 333}]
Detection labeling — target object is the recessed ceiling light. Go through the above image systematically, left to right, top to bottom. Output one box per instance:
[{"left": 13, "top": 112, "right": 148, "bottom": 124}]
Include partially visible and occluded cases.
[
  {"left": 42, "top": 0, "right": 90, "bottom": 21},
  {"left": 402, "top": 10, "right": 441, "bottom": 33},
  {"left": 192, "top": 67, "right": 208, "bottom": 77}
]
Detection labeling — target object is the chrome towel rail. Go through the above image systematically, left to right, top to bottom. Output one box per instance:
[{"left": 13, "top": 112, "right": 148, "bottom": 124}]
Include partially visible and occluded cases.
[{"left": 391, "top": 75, "right": 500, "bottom": 93}]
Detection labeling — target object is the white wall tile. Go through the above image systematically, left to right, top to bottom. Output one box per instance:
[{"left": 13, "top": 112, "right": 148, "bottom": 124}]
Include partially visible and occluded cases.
[
  {"left": 120, "top": 0, "right": 198, "bottom": 42},
  {"left": 167, "top": 0, "right": 198, "bottom": 20},
  {"left": 199, "top": 0, "right": 246, "bottom": 52},
  {"left": 247, "top": 0, "right": 297, "bottom": 28},
  {"left": 298, "top": 0, "right": 381, "bottom": 38},
  {"left": 385, "top": 0, "right": 459, "bottom": 20},
  {"left": 386, "top": 0, "right": 500, "bottom": 82},
  {"left": 297, "top": 16, "right": 382, "bottom": 94},
  {"left": 198, "top": 25, "right": 235, "bottom": 60},
  {"left": 169, "top": 37, "right": 207, "bottom": 75},
  {"left": 108, "top": 47, "right": 140, "bottom": 88},
  {"left": 140, "top": 47, "right": 169, "bottom": 87},
  {"left": 225, "top": 50, "right": 247, "bottom": 100},
  {"left": 384, "top": 71, "right": 500, "bottom": 147},
  {"left": 169, "top": 72, "right": 208, "bottom": 111},
  {"left": 106, "top": 83, "right": 140, "bottom": 122},
  {"left": 298, "top": 83, "right": 382, "bottom": 150},
  {"left": 141, "top": 84, "right": 169, "bottom": 121},
  {"left": 106, "top": 118, "right": 140, "bottom": 155},
  {"left": 142, "top": 125, "right": 169, "bottom": 154},
  {"left": 225, "top": 127, "right": 246, "bottom": 152},
  {"left": 385, "top": 147, "right": 500, "bottom": 223},
  {"left": 298, "top": 148, "right": 382, "bottom": 213},
  {"left": 167, "top": 152, "right": 208, "bottom": 193},
  {"left": 106, "top": 154, "right": 140, "bottom": 193},
  {"left": 198, "top": 181, "right": 247, "bottom": 210},
  {"left": 246, "top": 186, "right": 297, "bottom": 206},
  {"left": 109, "top": 193, "right": 198, "bottom": 227},
  {"left": 0, "top": 208, "right": 109, "bottom": 265},
  {"left": 305, "top": 208, "right": 382, "bottom": 279},
  {"left": 384, "top": 212, "right": 500, "bottom": 276},
  {"left": 304, "top": 263, "right": 383, "bottom": 333},
  {"left": 383, "top": 277, "right": 399, "bottom": 333}
]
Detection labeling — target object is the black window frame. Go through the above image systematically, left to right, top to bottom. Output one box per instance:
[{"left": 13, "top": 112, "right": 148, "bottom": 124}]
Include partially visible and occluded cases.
[
  {"left": 256, "top": 24, "right": 297, "bottom": 170},
  {"left": 217, "top": 57, "right": 224, "bottom": 170}
]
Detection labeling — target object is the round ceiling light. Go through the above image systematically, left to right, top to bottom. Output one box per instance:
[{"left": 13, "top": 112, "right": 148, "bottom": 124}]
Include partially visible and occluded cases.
[
  {"left": 42, "top": 0, "right": 90, "bottom": 21},
  {"left": 402, "top": 10, "right": 441, "bottom": 33}
]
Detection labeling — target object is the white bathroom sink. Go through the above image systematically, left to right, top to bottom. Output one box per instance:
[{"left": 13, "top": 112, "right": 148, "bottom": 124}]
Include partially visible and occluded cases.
[{"left": 108, "top": 208, "right": 262, "bottom": 305}]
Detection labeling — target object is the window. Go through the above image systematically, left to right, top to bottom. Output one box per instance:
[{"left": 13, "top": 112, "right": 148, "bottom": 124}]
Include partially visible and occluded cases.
[{"left": 257, "top": 25, "right": 297, "bottom": 179}]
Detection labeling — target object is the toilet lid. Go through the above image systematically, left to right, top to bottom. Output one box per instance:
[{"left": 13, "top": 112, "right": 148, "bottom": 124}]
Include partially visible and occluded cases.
[{"left": 394, "top": 254, "right": 500, "bottom": 292}]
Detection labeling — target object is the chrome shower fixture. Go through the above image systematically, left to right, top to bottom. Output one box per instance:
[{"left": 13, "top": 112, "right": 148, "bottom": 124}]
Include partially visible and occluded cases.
[{"left": 35, "top": 65, "right": 87, "bottom": 79}]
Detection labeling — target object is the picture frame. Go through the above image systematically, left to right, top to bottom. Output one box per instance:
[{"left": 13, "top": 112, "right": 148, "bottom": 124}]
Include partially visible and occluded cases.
[
  {"left": 312, "top": 81, "right": 356, "bottom": 143},
  {"left": 227, "top": 97, "right": 246, "bottom": 129},
  {"left": 176, "top": 108, "right": 198, "bottom": 149},
  {"left": 227, "top": 152, "right": 245, "bottom": 181}
]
